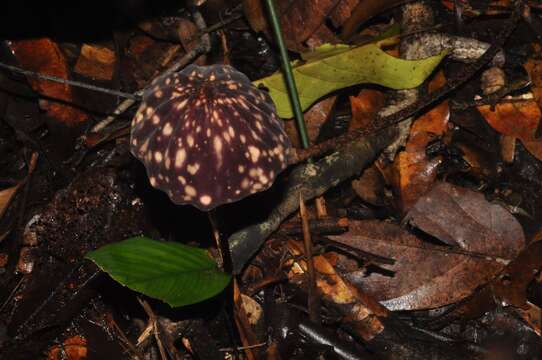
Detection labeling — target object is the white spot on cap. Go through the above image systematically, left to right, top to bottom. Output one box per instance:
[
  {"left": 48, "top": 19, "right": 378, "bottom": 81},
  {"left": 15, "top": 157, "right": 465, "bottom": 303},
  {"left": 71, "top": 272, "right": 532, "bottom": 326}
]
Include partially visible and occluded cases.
[
  {"left": 176, "top": 99, "right": 188, "bottom": 110},
  {"left": 152, "top": 115, "right": 160, "bottom": 124},
  {"left": 162, "top": 123, "right": 173, "bottom": 136},
  {"left": 187, "top": 135, "right": 194, "bottom": 147},
  {"left": 240, "top": 135, "right": 246, "bottom": 144},
  {"left": 248, "top": 146, "right": 260, "bottom": 163},
  {"left": 175, "top": 149, "right": 186, "bottom": 168},
  {"left": 154, "top": 151, "right": 163, "bottom": 163},
  {"left": 187, "top": 163, "right": 200, "bottom": 175},
  {"left": 238, "top": 165, "right": 245, "bottom": 173},
  {"left": 178, "top": 176, "right": 186, "bottom": 185},
  {"left": 150, "top": 177, "right": 157, "bottom": 186},
  {"left": 241, "top": 178, "right": 250, "bottom": 189},
  {"left": 185, "top": 185, "right": 197, "bottom": 197},
  {"left": 200, "top": 195, "right": 212, "bottom": 206}
]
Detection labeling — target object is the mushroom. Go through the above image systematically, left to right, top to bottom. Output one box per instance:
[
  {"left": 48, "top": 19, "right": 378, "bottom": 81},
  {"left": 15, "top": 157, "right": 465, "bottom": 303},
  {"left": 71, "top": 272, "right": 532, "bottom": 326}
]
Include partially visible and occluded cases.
[{"left": 130, "top": 64, "right": 292, "bottom": 210}]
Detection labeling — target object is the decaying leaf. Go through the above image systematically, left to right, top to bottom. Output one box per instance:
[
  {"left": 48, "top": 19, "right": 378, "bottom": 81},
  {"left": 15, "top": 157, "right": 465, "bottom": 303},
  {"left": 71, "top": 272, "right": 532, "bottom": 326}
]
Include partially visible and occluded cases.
[
  {"left": 243, "top": 0, "right": 359, "bottom": 52},
  {"left": 9, "top": 38, "right": 89, "bottom": 126},
  {"left": 74, "top": 43, "right": 116, "bottom": 81},
  {"left": 254, "top": 43, "right": 446, "bottom": 118},
  {"left": 389, "top": 72, "right": 450, "bottom": 211},
  {"left": 349, "top": 89, "right": 385, "bottom": 131},
  {"left": 285, "top": 97, "right": 337, "bottom": 147},
  {"left": 477, "top": 101, "right": 540, "bottom": 143},
  {"left": 352, "top": 165, "right": 386, "bottom": 206},
  {"left": 329, "top": 182, "right": 524, "bottom": 310},
  {"left": 405, "top": 182, "right": 524, "bottom": 255},
  {"left": 47, "top": 335, "right": 87, "bottom": 360}
]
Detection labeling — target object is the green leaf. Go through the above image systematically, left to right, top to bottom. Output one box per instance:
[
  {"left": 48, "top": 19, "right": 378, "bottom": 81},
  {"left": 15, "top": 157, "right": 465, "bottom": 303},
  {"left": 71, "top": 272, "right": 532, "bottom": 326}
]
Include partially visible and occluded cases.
[
  {"left": 253, "top": 43, "right": 447, "bottom": 118},
  {"left": 86, "top": 237, "right": 231, "bottom": 307}
]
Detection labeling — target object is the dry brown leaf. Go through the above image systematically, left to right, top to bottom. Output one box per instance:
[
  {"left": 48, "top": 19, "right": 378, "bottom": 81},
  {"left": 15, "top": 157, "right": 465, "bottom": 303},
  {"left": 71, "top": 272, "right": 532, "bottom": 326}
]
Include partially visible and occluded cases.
[
  {"left": 244, "top": 0, "right": 359, "bottom": 52},
  {"left": 340, "top": 0, "right": 408, "bottom": 39},
  {"left": 9, "top": 38, "right": 89, "bottom": 126},
  {"left": 74, "top": 44, "right": 116, "bottom": 81},
  {"left": 525, "top": 48, "right": 542, "bottom": 107},
  {"left": 390, "top": 72, "right": 449, "bottom": 211},
  {"left": 349, "top": 89, "right": 385, "bottom": 131},
  {"left": 285, "top": 97, "right": 336, "bottom": 147},
  {"left": 477, "top": 101, "right": 541, "bottom": 142},
  {"left": 391, "top": 152, "right": 442, "bottom": 212},
  {"left": 352, "top": 165, "right": 386, "bottom": 206},
  {"left": 405, "top": 182, "right": 524, "bottom": 255},
  {"left": 329, "top": 183, "right": 524, "bottom": 310},
  {"left": 0, "top": 186, "right": 19, "bottom": 220},
  {"left": 47, "top": 335, "right": 87, "bottom": 360}
]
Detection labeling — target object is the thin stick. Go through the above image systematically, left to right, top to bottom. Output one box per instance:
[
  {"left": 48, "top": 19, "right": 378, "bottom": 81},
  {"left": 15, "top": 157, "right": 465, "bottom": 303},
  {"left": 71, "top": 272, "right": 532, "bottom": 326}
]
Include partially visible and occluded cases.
[
  {"left": 0, "top": 62, "right": 138, "bottom": 100},
  {"left": 299, "top": 194, "right": 320, "bottom": 323}
]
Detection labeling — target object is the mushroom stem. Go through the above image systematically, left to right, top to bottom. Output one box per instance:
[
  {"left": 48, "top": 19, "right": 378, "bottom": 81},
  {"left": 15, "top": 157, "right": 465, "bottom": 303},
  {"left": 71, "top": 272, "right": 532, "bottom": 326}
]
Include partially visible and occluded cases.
[{"left": 208, "top": 210, "right": 232, "bottom": 272}]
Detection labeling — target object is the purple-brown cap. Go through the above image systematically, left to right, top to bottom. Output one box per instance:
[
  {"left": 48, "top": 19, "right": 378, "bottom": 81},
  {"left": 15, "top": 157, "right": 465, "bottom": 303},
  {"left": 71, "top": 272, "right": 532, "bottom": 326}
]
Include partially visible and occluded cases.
[{"left": 130, "top": 64, "right": 292, "bottom": 210}]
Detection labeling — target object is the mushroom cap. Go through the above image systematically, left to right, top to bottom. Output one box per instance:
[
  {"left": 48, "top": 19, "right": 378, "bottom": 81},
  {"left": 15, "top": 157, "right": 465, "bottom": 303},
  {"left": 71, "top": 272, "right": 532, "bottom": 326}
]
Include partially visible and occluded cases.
[{"left": 130, "top": 64, "right": 292, "bottom": 210}]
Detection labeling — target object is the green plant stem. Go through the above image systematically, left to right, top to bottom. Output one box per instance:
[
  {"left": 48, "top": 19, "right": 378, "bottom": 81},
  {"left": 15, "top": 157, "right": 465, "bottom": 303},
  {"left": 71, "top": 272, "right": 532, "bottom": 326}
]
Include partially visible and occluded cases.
[{"left": 263, "top": 0, "right": 310, "bottom": 149}]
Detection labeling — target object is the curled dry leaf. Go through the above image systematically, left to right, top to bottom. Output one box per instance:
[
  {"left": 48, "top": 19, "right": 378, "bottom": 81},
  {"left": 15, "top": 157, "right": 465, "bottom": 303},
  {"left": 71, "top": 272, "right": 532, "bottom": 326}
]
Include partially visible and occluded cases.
[
  {"left": 9, "top": 38, "right": 89, "bottom": 126},
  {"left": 329, "top": 182, "right": 524, "bottom": 310}
]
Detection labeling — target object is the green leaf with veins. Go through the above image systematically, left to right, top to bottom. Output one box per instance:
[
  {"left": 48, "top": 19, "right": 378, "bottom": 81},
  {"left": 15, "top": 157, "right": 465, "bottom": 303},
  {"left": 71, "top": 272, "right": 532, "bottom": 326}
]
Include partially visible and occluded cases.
[
  {"left": 253, "top": 43, "right": 447, "bottom": 118},
  {"left": 86, "top": 237, "right": 230, "bottom": 307}
]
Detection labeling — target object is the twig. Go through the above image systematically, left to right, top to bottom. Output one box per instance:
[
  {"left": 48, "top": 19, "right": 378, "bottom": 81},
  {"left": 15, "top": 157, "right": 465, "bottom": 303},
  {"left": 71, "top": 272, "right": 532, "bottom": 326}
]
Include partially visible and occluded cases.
[
  {"left": 0, "top": 62, "right": 138, "bottom": 100},
  {"left": 299, "top": 195, "right": 320, "bottom": 323}
]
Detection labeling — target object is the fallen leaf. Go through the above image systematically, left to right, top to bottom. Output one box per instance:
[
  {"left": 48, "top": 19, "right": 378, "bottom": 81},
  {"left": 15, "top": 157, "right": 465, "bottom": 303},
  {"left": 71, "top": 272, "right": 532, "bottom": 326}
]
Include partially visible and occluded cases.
[
  {"left": 243, "top": 0, "right": 360, "bottom": 52},
  {"left": 340, "top": 0, "right": 408, "bottom": 39},
  {"left": 9, "top": 38, "right": 89, "bottom": 126},
  {"left": 74, "top": 43, "right": 116, "bottom": 81},
  {"left": 254, "top": 43, "right": 446, "bottom": 118},
  {"left": 524, "top": 50, "right": 542, "bottom": 107},
  {"left": 391, "top": 72, "right": 450, "bottom": 211},
  {"left": 349, "top": 89, "right": 385, "bottom": 131},
  {"left": 285, "top": 97, "right": 337, "bottom": 147},
  {"left": 477, "top": 101, "right": 541, "bottom": 142},
  {"left": 391, "top": 152, "right": 442, "bottom": 212},
  {"left": 352, "top": 165, "right": 386, "bottom": 206},
  {"left": 329, "top": 182, "right": 524, "bottom": 310},
  {"left": 405, "top": 182, "right": 524, "bottom": 255},
  {"left": 0, "top": 186, "right": 19, "bottom": 220},
  {"left": 47, "top": 335, "right": 87, "bottom": 360}
]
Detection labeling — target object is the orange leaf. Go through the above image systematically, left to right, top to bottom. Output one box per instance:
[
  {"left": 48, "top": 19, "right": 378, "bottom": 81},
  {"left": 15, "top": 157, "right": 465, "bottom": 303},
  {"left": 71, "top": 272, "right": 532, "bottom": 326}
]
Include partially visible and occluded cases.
[
  {"left": 9, "top": 38, "right": 88, "bottom": 126},
  {"left": 391, "top": 71, "right": 449, "bottom": 211},
  {"left": 349, "top": 89, "right": 385, "bottom": 131},
  {"left": 477, "top": 101, "right": 541, "bottom": 141},
  {"left": 393, "top": 152, "right": 442, "bottom": 212},
  {"left": 48, "top": 335, "right": 87, "bottom": 360}
]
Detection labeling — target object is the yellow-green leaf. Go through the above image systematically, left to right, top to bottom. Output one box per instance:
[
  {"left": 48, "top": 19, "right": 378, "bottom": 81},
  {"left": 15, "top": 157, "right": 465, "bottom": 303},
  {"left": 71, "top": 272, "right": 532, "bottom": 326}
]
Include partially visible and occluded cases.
[{"left": 253, "top": 43, "right": 447, "bottom": 118}]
